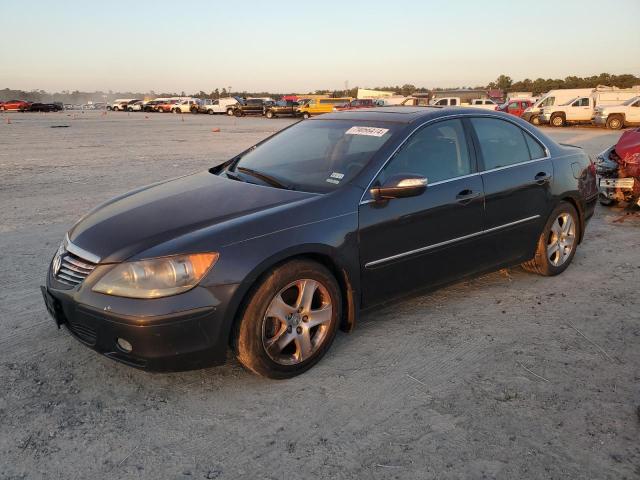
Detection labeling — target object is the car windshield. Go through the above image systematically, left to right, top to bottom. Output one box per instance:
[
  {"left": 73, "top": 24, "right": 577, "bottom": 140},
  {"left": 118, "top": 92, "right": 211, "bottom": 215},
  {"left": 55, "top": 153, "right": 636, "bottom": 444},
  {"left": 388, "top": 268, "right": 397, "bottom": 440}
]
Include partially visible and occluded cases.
[{"left": 227, "top": 120, "right": 397, "bottom": 193}]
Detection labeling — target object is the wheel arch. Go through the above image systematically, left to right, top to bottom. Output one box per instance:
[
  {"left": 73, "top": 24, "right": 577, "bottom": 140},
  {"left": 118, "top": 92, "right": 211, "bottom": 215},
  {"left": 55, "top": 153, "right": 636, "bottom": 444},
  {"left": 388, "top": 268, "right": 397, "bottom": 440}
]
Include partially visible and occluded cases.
[
  {"left": 560, "top": 195, "right": 584, "bottom": 243},
  {"left": 225, "top": 247, "right": 358, "bottom": 349}
]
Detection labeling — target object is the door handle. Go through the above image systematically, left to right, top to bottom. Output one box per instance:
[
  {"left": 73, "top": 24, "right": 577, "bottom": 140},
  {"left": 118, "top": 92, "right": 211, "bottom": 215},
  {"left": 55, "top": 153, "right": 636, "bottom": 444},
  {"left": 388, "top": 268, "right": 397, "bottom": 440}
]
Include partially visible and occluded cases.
[
  {"left": 534, "top": 172, "right": 551, "bottom": 185},
  {"left": 456, "top": 189, "right": 481, "bottom": 205}
]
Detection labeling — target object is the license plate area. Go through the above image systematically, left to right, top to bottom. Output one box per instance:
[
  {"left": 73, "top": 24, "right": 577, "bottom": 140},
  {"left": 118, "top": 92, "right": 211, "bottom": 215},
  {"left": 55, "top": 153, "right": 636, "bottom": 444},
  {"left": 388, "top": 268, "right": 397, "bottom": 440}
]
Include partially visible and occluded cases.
[
  {"left": 599, "top": 178, "right": 635, "bottom": 189},
  {"left": 40, "top": 286, "right": 66, "bottom": 328}
]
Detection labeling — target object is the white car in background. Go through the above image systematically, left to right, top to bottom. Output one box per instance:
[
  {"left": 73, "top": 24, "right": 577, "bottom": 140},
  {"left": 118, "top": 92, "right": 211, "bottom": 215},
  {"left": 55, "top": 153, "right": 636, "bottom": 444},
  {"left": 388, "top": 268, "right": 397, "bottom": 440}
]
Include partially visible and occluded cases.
[
  {"left": 197, "top": 97, "right": 239, "bottom": 115},
  {"left": 171, "top": 99, "right": 200, "bottom": 113}
]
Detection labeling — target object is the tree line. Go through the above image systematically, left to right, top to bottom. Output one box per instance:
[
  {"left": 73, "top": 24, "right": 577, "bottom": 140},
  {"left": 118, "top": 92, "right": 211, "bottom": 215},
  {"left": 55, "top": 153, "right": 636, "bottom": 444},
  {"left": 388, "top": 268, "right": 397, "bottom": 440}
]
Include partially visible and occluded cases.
[{"left": 2, "top": 73, "right": 638, "bottom": 104}]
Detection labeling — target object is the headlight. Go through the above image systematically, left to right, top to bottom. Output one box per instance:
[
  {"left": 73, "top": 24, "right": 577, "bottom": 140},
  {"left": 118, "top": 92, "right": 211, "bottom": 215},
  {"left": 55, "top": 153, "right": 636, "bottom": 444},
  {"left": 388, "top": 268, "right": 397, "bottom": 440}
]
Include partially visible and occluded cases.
[{"left": 93, "top": 253, "right": 218, "bottom": 299}]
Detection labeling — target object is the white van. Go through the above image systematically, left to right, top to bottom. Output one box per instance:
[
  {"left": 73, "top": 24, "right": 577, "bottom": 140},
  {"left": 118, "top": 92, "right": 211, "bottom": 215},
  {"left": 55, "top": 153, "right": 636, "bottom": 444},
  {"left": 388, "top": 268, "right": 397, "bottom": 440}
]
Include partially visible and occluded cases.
[
  {"left": 540, "top": 87, "right": 640, "bottom": 127},
  {"left": 521, "top": 89, "right": 594, "bottom": 125},
  {"left": 197, "top": 98, "right": 239, "bottom": 115}
]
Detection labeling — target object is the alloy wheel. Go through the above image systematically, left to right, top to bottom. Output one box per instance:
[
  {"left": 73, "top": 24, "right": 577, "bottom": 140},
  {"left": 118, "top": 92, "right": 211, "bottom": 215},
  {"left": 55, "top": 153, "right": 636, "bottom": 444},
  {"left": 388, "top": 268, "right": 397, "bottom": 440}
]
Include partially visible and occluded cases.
[
  {"left": 547, "top": 213, "right": 576, "bottom": 267},
  {"left": 262, "top": 279, "right": 333, "bottom": 365}
]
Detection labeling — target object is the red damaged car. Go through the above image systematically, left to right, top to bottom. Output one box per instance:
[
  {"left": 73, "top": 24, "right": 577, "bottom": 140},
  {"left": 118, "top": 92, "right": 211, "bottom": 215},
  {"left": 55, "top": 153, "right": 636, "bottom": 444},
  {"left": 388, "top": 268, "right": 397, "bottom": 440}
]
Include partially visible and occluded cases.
[
  {"left": 496, "top": 99, "right": 533, "bottom": 117},
  {"left": 1, "top": 100, "right": 31, "bottom": 112},
  {"left": 596, "top": 128, "right": 640, "bottom": 207}
]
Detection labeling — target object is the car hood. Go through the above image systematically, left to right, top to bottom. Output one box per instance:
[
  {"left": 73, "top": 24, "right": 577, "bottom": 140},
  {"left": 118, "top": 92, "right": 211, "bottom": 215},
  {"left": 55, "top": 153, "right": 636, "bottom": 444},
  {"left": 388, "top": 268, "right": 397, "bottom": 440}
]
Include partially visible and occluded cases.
[{"left": 68, "top": 171, "right": 315, "bottom": 263}]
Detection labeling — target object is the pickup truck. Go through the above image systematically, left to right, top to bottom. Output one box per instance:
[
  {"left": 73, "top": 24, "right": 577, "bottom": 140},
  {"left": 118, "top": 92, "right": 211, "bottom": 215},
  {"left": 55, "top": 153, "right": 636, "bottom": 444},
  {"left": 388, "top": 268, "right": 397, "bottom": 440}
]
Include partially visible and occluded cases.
[
  {"left": 540, "top": 90, "right": 640, "bottom": 127},
  {"left": 593, "top": 96, "right": 640, "bottom": 130},
  {"left": 232, "top": 98, "right": 265, "bottom": 117},
  {"left": 334, "top": 99, "right": 376, "bottom": 111},
  {"left": 496, "top": 99, "right": 533, "bottom": 117},
  {"left": 264, "top": 100, "right": 299, "bottom": 118}
]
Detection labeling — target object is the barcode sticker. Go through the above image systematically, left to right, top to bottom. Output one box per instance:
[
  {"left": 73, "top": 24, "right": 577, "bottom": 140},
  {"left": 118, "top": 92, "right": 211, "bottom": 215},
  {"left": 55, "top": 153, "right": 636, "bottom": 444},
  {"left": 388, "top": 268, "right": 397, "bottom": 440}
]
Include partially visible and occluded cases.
[{"left": 345, "top": 126, "right": 389, "bottom": 137}]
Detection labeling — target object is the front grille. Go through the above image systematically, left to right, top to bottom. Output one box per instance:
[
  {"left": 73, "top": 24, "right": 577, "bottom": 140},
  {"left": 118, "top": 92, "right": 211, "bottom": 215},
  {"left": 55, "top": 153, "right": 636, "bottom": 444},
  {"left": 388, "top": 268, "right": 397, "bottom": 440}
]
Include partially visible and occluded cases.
[
  {"left": 55, "top": 250, "right": 97, "bottom": 287},
  {"left": 67, "top": 319, "right": 97, "bottom": 345}
]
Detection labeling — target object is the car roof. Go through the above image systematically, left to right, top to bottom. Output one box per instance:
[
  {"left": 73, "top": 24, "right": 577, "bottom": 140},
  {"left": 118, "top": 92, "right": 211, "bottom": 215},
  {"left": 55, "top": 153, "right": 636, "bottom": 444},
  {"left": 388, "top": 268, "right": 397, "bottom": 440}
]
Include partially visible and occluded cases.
[{"left": 316, "top": 106, "right": 494, "bottom": 124}]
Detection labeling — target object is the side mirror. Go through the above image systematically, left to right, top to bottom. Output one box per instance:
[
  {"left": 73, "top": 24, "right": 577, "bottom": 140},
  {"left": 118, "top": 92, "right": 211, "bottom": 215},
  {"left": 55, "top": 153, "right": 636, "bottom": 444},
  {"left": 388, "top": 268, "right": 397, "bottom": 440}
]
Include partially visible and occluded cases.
[{"left": 370, "top": 174, "right": 427, "bottom": 201}]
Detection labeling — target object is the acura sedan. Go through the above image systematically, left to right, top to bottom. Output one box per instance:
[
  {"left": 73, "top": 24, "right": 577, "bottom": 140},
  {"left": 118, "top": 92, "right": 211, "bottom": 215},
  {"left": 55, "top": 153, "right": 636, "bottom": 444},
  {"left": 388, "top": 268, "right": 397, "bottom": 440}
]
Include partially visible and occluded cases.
[{"left": 42, "top": 107, "right": 598, "bottom": 378}]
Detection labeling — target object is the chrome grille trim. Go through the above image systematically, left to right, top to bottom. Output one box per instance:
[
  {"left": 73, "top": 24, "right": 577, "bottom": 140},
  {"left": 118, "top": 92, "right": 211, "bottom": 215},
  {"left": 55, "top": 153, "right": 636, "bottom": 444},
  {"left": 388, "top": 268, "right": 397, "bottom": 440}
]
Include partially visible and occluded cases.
[{"left": 53, "top": 237, "right": 99, "bottom": 287}]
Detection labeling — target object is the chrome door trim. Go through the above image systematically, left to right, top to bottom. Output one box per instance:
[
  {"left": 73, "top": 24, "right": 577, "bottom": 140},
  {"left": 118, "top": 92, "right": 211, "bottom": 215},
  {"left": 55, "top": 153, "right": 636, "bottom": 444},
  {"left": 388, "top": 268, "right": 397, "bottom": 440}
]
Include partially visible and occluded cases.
[
  {"left": 359, "top": 113, "right": 551, "bottom": 205},
  {"left": 364, "top": 215, "right": 540, "bottom": 268}
]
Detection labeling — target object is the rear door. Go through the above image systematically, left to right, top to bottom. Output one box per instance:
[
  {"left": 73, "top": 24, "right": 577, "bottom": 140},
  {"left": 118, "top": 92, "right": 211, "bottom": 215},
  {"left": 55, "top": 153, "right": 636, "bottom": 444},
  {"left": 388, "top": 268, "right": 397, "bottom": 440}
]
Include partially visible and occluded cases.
[
  {"left": 468, "top": 116, "right": 553, "bottom": 265},
  {"left": 359, "top": 118, "right": 485, "bottom": 306}
]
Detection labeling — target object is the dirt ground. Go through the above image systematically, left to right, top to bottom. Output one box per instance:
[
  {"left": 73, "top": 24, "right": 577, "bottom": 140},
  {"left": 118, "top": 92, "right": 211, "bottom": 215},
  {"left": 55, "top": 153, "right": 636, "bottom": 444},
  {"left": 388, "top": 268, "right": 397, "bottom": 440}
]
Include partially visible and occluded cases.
[{"left": 0, "top": 111, "right": 638, "bottom": 480}]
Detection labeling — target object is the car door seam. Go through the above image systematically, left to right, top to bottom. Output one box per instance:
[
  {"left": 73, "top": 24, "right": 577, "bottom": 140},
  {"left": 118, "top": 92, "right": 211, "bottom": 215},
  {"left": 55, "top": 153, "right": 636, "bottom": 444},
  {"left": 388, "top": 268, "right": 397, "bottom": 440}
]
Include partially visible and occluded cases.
[{"left": 364, "top": 214, "right": 540, "bottom": 268}]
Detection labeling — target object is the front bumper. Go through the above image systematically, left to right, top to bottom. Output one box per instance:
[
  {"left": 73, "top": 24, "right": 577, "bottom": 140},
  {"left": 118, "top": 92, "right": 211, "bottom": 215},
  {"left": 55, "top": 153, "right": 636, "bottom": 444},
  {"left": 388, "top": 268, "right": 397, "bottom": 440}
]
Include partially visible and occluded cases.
[
  {"left": 539, "top": 112, "right": 552, "bottom": 124},
  {"left": 593, "top": 115, "right": 608, "bottom": 126},
  {"left": 43, "top": 267, "right": 240, "bottom": 371}
]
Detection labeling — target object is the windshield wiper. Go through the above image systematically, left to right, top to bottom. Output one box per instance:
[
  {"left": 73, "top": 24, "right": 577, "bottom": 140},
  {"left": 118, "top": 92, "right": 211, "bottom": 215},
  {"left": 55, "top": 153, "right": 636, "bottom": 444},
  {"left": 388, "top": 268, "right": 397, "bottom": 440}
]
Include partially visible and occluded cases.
[{"left": 236, "top": 167, "right": 289, "bottom": 190}]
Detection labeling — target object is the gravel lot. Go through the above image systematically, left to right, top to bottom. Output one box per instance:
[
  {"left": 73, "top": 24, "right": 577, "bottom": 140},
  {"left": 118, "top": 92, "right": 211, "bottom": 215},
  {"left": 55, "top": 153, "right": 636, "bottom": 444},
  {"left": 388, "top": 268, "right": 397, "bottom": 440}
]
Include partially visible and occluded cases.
[{"left": 1, "top": 111, "right": 638, "bottom": 480}]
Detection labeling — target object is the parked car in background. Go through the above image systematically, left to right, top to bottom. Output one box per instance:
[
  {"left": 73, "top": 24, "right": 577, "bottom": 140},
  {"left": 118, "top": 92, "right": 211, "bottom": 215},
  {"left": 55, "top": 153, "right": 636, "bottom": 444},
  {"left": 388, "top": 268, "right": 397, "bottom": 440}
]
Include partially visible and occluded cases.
[
  {"left": 522, "top": 88, "right": 594, "bottom": 125},
  {"left": 540, "top": 89, "right": 640, "bottom": 127},
  {"left": 593, "top": 96, "right": 640, "bottom": 130},
  {"left": 296, "top": 97, "right": 352, "bottom": 118},
  {"left": 400, "top": 97, "right": 431, "bottom": 106},
  {"left": 431, "top": 97, "right": 461, "bottom": 106},
  {"left": 195, "top": 98, "right": 239, "bottom": 115},
  {"left": 232, "top": 98, "right": 266, "bottom": 116},
  {"left": 108, "top": 99, "right": 138, "bottom": 111},
  {"left": 142, "top": 99, "right": 165, "bottom": 112},
  {"left": 171, "top": 99, "right": 200, "bottom": 113},
  {"left": 334, "top": 99, "right": 376, "bottom": 111},
  {"left": 468, "top": 99, "right": 500, "bottom": 110},
  {"left": 497, "top": 99, "right": 533, "bottom": 117},
  {"left": 1, "top": 100, "right": 31, "bottom": 111},
  {"left": 156, "top": 100, "right": 180, "bottom": 113},
  {"left": 264, "top": 100, "right": 300, "bottom": 118},
  {"left": 126, "top": 101, "right": 144, "bottom": 112},
  {"left": 29, "top": 102, "right": 63, "bottom": 112},
  {"left": 41, "top": 107, "right": 597, "bottom": 378}
]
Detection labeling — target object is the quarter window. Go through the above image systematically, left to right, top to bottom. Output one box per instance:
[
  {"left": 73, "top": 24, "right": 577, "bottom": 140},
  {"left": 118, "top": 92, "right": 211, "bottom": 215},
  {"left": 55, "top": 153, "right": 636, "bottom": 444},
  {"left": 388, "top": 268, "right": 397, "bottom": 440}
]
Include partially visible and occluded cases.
[
  {"left": 470, "top": 118, "right": 533, "bottom": 170},
  {"left": 378, "top": 119, "right": 473, "bottom": 185}
]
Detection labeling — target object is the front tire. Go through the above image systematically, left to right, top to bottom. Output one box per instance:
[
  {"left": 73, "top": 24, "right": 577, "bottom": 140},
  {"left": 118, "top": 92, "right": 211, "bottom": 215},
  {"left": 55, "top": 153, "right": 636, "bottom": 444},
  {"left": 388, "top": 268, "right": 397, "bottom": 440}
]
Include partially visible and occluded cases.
[
  {"left": 227, "top": 108, "right": 234, "bottom": 116},
  {"left": 266, "top": 110, "right": 274, "bottom": 119},
  {"left": 302, "top": 112, "right": 310, "bottom": 119},
  {"left": 550, "top": 114, "right": 565, "bottom": 127},
  {"left": 530, "top": 115, "right": 541, "bottom": 126},
  {"left": 606, "top": 115, "right": 623, "bottom": 130},
  {"left": 522, "top": 202, "right": 579, "bottom": 276},
  {"left": 234, "top": 259, "right": 341, "bottom": 378}
]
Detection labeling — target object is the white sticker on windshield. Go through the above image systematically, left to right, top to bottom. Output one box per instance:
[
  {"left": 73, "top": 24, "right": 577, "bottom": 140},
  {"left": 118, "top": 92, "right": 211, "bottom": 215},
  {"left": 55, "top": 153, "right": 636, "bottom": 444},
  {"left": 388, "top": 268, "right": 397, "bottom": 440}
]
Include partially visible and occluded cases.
[
  {"left": 345, "top": 126, "right": 389, "bottom": 137},
  {"left": 330, "top": 172, "right": 344, "bottom": 179},
  {"left": 326, "top": 178, "right": 340, "bottom": 184}
]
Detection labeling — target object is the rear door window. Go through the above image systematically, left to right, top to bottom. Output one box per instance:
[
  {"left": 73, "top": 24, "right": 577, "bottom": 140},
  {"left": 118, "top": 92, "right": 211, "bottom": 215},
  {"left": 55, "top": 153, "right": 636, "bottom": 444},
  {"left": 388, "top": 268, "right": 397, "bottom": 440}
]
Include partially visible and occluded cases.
[{"left": 470, "top": 117, "right": 533, "bottom": 170}]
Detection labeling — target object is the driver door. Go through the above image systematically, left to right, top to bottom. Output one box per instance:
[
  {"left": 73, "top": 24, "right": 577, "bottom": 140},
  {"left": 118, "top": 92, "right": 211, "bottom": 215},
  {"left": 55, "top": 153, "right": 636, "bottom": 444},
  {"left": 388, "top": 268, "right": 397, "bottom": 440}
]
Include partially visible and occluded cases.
[{"left": 358, "top": 118, "right": 486, "bottom": 306}]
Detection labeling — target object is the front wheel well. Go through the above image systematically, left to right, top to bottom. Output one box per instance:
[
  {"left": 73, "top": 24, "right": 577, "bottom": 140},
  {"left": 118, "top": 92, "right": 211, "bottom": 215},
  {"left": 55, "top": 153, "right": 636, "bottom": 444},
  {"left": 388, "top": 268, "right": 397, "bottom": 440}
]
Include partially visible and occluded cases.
[{"left": 228, "top": 253, "right": 357, "bottom": 348}]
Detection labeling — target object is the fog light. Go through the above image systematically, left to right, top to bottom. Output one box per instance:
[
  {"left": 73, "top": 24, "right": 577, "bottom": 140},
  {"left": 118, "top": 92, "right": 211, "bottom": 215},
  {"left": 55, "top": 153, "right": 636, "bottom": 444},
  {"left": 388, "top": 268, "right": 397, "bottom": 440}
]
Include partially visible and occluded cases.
[{"left": 117, "top": 338, "right": 133, "bottom": 353}]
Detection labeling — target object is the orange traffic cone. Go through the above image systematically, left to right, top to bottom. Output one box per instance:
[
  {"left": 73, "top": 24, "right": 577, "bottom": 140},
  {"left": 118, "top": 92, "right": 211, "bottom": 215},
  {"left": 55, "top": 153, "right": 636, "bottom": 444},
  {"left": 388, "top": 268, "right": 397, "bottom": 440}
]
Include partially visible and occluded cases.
[{"left": 211, "top": 128, "right": 220, "bottom": 133}]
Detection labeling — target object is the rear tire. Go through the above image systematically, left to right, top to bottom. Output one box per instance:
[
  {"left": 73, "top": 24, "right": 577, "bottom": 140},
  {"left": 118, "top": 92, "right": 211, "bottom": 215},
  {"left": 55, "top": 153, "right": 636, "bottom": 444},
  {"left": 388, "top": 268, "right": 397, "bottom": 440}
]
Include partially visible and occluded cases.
[
  {"left": 227, "top": 108, "right": 234, "bottom": 116},
  {"left": 207, "top": 109, "right": 214, "bottom": 115},
  {"left": 234, "top": 109, "right": 243, "bottom": 117},
  {"left": 266, "top": 110, "right": 274, "bottom": 119},
  {"left": 302, "top": 112, "right": 310, "bottom": 119},
  {"left": 550, "top": 114, "right": 565, "bottom": 127},
  {"left": 530, "top": 115, "right": 541, "bottom": 126},
  {"left": 606, "top": 115, "right": 623, "bottom": 130},
  {"left": 522, "top": 202, "right": 579, "bottom": 276},
  {"left": 234, "top": 260, "right": 341, "bottom": 379}
]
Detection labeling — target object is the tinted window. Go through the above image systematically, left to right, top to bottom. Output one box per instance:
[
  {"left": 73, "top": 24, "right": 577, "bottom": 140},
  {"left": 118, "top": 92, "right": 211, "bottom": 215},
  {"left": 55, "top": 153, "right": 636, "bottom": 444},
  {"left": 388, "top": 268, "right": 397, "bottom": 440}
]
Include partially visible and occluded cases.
[
  {"left": 436, "top": 99, "right": 447, "bottom": 105},
  {"left": 450, "top": 99, "right": 458, "bottom": 105},
  {"left": 471, "top": 118, "right": 531, "bottom": 170},
  {"left": 378, "top": 119, "right": 472, "bottom": 185},
  {"left": 232, "top": 121, "right": 396, "bottom": 193},
  {"left": 523, "top": 131, "right": 546, "bottom": 159}
]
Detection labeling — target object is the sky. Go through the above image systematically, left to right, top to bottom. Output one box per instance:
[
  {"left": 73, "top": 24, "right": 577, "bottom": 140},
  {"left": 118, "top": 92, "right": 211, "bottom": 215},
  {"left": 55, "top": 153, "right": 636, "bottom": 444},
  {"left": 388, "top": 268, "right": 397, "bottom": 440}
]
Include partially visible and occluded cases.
[{"left": 1, "top": 0, "right": 639, "bottom": 93}]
